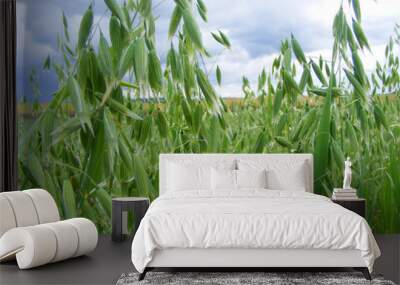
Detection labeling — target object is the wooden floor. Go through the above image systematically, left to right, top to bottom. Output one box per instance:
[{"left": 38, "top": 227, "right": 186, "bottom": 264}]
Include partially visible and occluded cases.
[{"left": 0, "top": 235, "right": 399, "bottom": 285}]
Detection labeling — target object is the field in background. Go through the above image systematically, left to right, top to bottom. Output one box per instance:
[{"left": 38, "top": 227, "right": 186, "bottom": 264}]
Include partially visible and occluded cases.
[{"left": 17, "top": 0, "right": 400, "bottom": 233}]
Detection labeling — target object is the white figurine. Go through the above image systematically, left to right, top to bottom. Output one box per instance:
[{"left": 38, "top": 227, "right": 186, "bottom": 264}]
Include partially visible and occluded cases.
[{"left": 343, "top": 157, "right": 352, "bottom": 189}]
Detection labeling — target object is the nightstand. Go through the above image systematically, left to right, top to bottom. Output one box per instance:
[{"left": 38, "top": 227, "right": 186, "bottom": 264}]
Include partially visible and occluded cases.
[
  {"left": 112, "top": 197, "right": 150, "bottom": 242},
  {"left": 332, "top": 198, "right": 366, "bottom": 218}
]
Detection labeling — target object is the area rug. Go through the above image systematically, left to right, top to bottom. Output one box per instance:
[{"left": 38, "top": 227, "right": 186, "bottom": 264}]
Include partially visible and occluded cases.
[{"left": 116, "top": 271, "right": 395, "bottom": 285}]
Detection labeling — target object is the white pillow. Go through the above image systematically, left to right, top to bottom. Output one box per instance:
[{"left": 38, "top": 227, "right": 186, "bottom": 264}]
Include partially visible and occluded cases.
[
  {"left": 238, "top": 159, "right": 310, "bottom": 191},
  {"left": 167, "top": 162, "right": 211, "bottom": 191},
  {"left": 265, "top": 163, "right": 307, "bottom": 191},
  {"left": 211, "top": 168, "right": 236, "bottom": 190},
  {"left": 211, "top": 168, "right": 268, "bottom": 190},
  {"left": 236, "top": 169, "right": 267, "bottom": 189}
]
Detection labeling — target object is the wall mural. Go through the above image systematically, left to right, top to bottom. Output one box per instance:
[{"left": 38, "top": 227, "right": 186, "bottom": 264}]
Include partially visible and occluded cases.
[{"left": 17, "top": 0, "right": 400, "bottom": 233}]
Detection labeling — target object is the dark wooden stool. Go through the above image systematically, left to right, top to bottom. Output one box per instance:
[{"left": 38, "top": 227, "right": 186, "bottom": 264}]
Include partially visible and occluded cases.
[
  {"left": 112, "top": 197, "right": 149, "bottom": 242},
  {"left": 332, "top": 198, "right": 366, "bottom": 218}
]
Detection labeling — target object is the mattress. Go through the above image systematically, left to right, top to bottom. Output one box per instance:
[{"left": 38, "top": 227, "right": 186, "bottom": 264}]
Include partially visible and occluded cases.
[{"left": 131, "top": 190, "right": 380, "bottom": 273}]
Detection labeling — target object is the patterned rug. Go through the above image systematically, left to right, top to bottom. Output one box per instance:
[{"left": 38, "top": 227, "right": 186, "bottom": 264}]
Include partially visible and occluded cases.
[{"left": 116, "top": 271, "right": 395, "bottom": 285}]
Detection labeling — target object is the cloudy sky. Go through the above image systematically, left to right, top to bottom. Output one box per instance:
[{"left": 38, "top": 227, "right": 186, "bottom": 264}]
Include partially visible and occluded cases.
[{"left": 16, "top": 0, "right": 400, "bottom": 101}]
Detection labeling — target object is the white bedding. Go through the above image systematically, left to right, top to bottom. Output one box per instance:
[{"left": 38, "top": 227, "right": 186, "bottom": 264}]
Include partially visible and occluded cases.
[{"left": 131, "top": 190, "right": 380, "bottom": 273}]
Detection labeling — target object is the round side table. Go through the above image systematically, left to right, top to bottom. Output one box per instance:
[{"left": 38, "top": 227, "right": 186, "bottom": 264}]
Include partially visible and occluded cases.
[{"left": 112, "top": 197, "right": 149, "bottom": 242}]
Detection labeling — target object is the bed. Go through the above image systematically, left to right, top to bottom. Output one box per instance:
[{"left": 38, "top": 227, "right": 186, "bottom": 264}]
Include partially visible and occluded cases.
[{"left": 131, "top": 154, "right": 380, "bottom": 280}]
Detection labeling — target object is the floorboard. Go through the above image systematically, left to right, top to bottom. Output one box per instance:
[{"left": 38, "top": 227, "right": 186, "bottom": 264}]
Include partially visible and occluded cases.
[{"left": 0, "top": 234, "right": 398, "bottom": 285}]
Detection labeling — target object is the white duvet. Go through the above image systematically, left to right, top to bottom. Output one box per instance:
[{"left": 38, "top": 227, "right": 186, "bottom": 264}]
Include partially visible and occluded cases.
[{"left": 131, "top": 190, "right": 380, "bottom": 273}]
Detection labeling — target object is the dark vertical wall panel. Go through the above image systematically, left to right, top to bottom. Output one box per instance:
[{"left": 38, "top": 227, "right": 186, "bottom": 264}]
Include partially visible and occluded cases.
[{"left": 0, "top": 0, "right": 17, "bottom": 192}]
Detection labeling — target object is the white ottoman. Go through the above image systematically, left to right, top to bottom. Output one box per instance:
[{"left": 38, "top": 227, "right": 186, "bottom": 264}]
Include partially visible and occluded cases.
[{"left": 0, "top": 189, "right": 98, "bottom": 269}]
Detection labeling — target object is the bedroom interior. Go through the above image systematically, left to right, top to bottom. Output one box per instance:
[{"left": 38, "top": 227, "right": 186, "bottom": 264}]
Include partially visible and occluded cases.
[{"left": 0, "top": 0, "right": 399, "bottom": 284}]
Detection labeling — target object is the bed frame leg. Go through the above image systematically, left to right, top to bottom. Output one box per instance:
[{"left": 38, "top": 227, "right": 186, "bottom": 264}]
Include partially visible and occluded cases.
[
  {"left": 354, "top": 267, "right": 371, "bottom": 280},
  {"left": 138, "top": 268, "right": 148, "bottom": 281}
]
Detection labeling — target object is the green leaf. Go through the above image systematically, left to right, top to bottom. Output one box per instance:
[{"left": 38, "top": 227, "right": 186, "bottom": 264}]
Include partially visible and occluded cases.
[
  {"left": 105, "top": 0, "right": 128, "bottom": 30},
  {"left": 139, "top": 0, "right": 152, "bottom": 17},
  {"left": 196, "top": 0, "right": 207, "bottom": 22},
  {"left": 197, "top": 0, "right": 207, "bottom": 13},
  {"left": 352, "top": 0, "right": 361, "bottom": 22},
  {"left": 77, "top": 4, "right": 93, "bottom": 50},
  {"left": 181, "top": 4, "right": 203, "bottom": 50},
  {"left": 168, "top": 6, "right": 182, "bottom": 38},
  {"left": 333, "top": 6, "right": 346, "bottom": 45},
  {"left": 62, "top": 11, "right": 70, "bottom": 42},
  {"left": 109, "top": 16, "right": 122, "bottom": 56},
  {"left": 352, "top": 19, "right": 371, "bottom": 51},
  {"left": 347, "top": 23, "right": 357, "bottom": 51},
  {"left": 211, "top": 30, "right": 231, "bottom": 49},
  {"left": 219, "top": 31, "right": 231, "bottom": 49},
  {"left": 211, "top": 32, "right": 224, "bottom": 46},
  {"left": 98, "top": 33, "right": 113, "bottom": 77},
  {"left": 291, "top": 34, "right": 306, "bottom": 64},
  {"left": 133, "top": 38, "right": 148, "bottom": 84},
  {"left": 117, "top": 41, "right": 135, "bottom": 78},
  {"left": 283, "top": 45, "right": 292, "bottom": 71},
  {"left": 167, "top": 46, "right": 181, "bottom": 81},
  {"left": 77, "top": 49, "right": 90, "bottom": 86},
  {"left": 148, "top": 49, "right": 163, "bottom": 92},
  {"left": 351, "top": 49, "right": 366, "bottom": 86},
  {"left": 182, "top": 54, "right": 195, "bottom": 94},
  {"left": 311, "top": 60, "right": 327, "bottom": 85},
  {"left": 216, "top": 65, "right": 222, "bottom": 86},
  {"left": 299, "top": 65, "right": 310, "bottom": 92},
  {"left": 196, "top": 66, "right": 221, "bottom": 113},
  {"left": 257, "top": 69, "right": 267, "bottom": 91},
  {"left": 283, "top": 69, "right": 301, "bottom": 94},
  {"left": 344, "top": 69, "right": 365, "bottom": 100},
  {"left": 314, "top": 72, "right": 333, "bottom": 194},
  {"left": 67, "top": 76, "right": 84, "bottom": 113},
  {"left": 273, "top": 88, "right": 283, "bottom": 116},
  {"left": 96, "top": 92, "right": 142, "bottom": 120},
  {"left": 181, "top": 98, "right": 192, "bottom": 127},
  {"left": 355, "top": 99, "right": 368, "bottom": 135},
  {"left": 192, "top": 104, "right": 203, "bottom": 134},
  {"left": 373, "top": 104, "right": 388, "bottom": 130},
  {"left": 103, "top": 108, "right": 118, "bottom": 149},
  {"left": 295, "top": 108, "right": 318, "bottom": 141},
  {"left": 155, "top": 110, "right": 168, "bottom": 138},
  {"left": 276, "top": 113, "right": 287, "bottom": 135},
  {"left": 207, "top": 115, "right": 220, "bottom": 152},
  {"left": 51, "top": 116, "right": 85, "bottom": 143},
  {"left": 138, "top": 116, "right": 152, "bottom": 145},
  {"left": 345, "top": 120, "right": 359, "bottom": 149},
  {"left": 81, "top": 121, "right": 106, "bottom": 192},
  {"left": 254, "top": 130, "right": 266, "bottom": 153},
  {"left": 275, "top": 136, "right": 294, "bottom": 149},
  {"left": 118, "top": 138, "right": 133, "bottom": 173},
  {"left": 331, "top": 139, "right": 345, "bottom": 169},
  {"left": 26, "top": 153, "right": 46, "bottom": 187},
  {"left": 133, "top": 155, "right": 151, "bottom": 196},
  {"left": 44, "top": 173, "right": 60, "bottom": 206},
  {"left": 62, "top": 179, "right": 77, "bottom": 219},
  {"left": 94, "top": 188, "right": 112, "bottom": 217},
  {"left": 81, "top": 199, "right": 97, "bottom": 222}
]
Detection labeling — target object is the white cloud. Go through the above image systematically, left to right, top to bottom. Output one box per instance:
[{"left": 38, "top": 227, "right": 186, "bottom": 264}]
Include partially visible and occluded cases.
[
  {"left": 17, "top": 0, "right": 400, "bottom": 100},
  {"left": 197, "top": 0, "right": 400, "bottom": 97},
  {"left": 211, "top": 43, "right": 391, "bottom": 97},
  {"left": 208, "top": 45, "right": 279, "bottom": 97}
]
